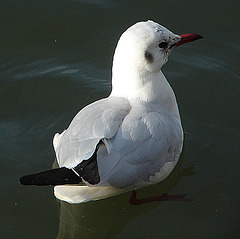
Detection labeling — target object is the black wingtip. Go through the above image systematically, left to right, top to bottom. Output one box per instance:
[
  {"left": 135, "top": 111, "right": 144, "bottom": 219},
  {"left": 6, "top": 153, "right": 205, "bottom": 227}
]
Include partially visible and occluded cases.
[
  {"left": 19, "top": 167, "right": 82, "bottom": 186},
  {"left": 19, "top": 174, "right": 35, "bottom": 185}
]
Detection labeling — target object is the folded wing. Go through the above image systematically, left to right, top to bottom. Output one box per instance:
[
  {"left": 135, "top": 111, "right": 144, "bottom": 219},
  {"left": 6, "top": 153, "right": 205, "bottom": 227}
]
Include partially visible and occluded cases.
[{"left": 54, "top": 97, "right": 131, "bottom": 169}]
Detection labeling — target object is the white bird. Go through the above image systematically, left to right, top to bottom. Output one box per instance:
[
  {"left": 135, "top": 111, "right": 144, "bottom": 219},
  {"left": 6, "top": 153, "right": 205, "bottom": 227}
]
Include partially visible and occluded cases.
[{"left": 20, "top": 20, "right": 202, "bottom": 204}]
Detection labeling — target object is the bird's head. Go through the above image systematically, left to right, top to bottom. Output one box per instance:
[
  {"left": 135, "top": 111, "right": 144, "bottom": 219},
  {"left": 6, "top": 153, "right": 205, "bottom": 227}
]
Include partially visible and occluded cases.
[
  {"left": 111, "top": 20, "right": 202, "bottom": 100},
  {"left": 113, "top": 20, "right": 203, "bottom": 74}
]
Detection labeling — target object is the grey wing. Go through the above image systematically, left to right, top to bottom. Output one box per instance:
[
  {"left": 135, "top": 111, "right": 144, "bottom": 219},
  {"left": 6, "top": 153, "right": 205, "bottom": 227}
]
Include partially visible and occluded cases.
[
  {"left": 53, "top": 97, "right": 131, "bottom": 168},
  {"left": 97, "top": 110, "right": 183, "bottom": 188}
]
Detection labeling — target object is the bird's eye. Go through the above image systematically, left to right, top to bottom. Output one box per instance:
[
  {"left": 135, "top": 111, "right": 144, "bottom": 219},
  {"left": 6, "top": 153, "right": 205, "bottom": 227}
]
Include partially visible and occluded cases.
[{"left": 158, "top": 42, "right": 168, "bottom": 49}]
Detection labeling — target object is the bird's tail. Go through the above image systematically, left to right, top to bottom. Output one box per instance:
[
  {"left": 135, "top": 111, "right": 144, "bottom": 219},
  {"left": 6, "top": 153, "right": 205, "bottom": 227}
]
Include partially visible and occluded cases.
[{"left": 19, "top": 167, "right": 82, "bottom": 186}]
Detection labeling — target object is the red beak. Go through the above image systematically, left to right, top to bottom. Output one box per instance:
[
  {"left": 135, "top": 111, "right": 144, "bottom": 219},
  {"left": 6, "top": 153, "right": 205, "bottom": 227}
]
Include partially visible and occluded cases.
[{"left": 173, "top": 33, "right": 203, "bottom": 47}]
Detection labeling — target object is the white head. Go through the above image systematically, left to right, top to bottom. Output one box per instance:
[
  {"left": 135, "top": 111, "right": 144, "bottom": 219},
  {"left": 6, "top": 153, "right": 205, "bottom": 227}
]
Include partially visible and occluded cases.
[{"left": 110, "top": 20, "right": 202, "bottom": 102}]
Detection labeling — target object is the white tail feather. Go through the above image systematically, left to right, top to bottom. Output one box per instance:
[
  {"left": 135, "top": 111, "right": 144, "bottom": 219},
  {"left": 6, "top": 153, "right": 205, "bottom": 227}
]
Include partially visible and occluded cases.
[{"left": 54, "top": 185, "right": 126, "bottom": 204}]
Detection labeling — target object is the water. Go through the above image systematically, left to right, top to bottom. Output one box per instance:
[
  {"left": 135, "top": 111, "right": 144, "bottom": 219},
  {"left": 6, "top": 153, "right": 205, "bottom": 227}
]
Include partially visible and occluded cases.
[{"left": 1, "top": 0, "right": 240, "bottom": 238}]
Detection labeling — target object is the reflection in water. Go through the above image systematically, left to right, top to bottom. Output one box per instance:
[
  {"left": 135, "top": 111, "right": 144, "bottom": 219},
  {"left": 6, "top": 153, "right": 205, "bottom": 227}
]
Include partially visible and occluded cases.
[{"left": 56, "top": 150, "right": 195, "bottom": 239}]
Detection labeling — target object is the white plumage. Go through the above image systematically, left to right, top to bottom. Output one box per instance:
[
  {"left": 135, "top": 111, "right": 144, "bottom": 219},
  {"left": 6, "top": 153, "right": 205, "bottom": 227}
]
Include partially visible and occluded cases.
[{"left": 52, "top": 20, "right": 202, "bottom": 203}]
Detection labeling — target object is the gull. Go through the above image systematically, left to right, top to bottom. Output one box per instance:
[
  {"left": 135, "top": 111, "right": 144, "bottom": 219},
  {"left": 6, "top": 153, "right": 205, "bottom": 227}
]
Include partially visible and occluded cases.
[{"left": 20, "top": 20, "right": 202, "bottom": 204}]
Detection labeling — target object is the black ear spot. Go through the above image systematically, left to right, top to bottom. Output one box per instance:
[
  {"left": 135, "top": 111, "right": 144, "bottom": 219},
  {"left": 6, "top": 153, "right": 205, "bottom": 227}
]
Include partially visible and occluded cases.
[{"left": 145, "top": 51, "right": 154, "bottom": 63}]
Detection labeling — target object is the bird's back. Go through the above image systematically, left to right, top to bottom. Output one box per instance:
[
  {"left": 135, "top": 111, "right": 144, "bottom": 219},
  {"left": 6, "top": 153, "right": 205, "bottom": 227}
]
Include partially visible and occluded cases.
[{"left": 96, "top": 99, "right": 183, "bottom": 189}]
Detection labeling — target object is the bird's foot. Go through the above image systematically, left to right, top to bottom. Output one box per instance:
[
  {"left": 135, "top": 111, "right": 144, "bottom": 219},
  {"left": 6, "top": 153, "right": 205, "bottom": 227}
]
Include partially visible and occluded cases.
[{"left": 129, "top": 190, "right": 193, "bottom": 205}]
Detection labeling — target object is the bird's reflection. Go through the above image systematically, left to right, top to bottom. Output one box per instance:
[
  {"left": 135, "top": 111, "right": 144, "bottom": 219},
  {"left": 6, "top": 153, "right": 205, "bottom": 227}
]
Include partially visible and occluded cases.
[{"left": 56, "top": 150, "right": 195, "bottom": 239}]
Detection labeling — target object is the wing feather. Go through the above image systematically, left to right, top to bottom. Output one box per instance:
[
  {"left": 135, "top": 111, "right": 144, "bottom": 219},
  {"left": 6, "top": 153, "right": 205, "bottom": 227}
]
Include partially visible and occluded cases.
[
  {"left": 54, "top": 97, "right": 131, "bottom": 168},
  {"left": 97, "top": 105, "right": 183, "bottom": 188}
]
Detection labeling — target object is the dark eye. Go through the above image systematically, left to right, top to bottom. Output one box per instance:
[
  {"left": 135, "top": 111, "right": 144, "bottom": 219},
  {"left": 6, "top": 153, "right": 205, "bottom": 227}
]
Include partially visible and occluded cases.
[{"left": 158, "top": 42, "right": 168, "bottom": 49}]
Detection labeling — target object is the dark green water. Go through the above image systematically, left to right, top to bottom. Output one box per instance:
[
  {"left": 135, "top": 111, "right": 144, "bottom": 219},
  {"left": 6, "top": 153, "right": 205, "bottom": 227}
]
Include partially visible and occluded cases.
[{"left": 1, "top": 0, "right": 239, "bottom": 238}]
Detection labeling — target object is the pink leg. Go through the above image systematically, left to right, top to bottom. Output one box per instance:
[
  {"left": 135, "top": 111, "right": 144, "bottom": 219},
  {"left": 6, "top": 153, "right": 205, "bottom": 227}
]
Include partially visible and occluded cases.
[{"left": 129, "top": 190, "right": 193, "bottom": 205}]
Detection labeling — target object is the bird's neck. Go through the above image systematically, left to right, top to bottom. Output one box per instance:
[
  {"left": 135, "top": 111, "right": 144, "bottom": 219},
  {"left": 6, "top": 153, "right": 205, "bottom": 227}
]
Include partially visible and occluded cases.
[{"left": 110, "top": 65, "right": 180, "bottom": 119}]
